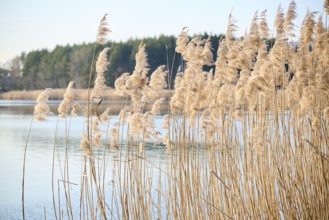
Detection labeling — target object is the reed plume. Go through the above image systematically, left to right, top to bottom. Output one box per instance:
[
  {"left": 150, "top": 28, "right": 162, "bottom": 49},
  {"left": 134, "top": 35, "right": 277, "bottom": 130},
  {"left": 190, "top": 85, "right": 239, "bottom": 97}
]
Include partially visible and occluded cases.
[
  {"left": 283, "top": 0, "right": 297, "bottom": 38},
  {"left": 325, "top": 0, "right": 329, "bottom": 15},
  {"left": 274, "top": 4, "right": 285, "bottom": 39},
  {"left": 259, "top": 10, "right": 270, "bottom": 39},
  {"left": 299, "top": 10, "right": 316, "bottom": 48},
  {"left": 248, "top": 11, "right": 261, "bottom": 50},
  {"left": 226, "top": 13, "right": 237, "bottom": 49},
  {"left": 96, "top": 14, "right": 111, "bottom": 45},
  {"left": 314, "top": 15, "right": 326, "bottom": 54},
  {"left": 175, "top": 28, "right": 189, "bottom": 56},
  {"left": 185, "top": 37, "right": 206, "bottom": 63},
  {"left": 201, "top": 37, "right": 214, "bottom": 66},
  {"left": 225, "top": 41, "right": 240, "bottom": 83},
  {"left": 253, "top": 41, "right": 269, "bottom": 72},
  {"left": 125, "top": 42, "right": 150, "bottom": 112},
  {"left": 131, "top": 43, "right": 149, "bottom": 83},
  {"left": 92, "top": 47, "right": 110, "bottom": 100},
  {"left": 147, "top": 65, "right": 168, "bottom": 100},
  {"left": 149, "top": 65, "right": 167, "bottom": 90},
  {"left": 114, "top": 72, "right": 130, "bottom": 96},
  {"left": 58, "top": 81, "right": 75, "bottom": 118},
  {"left": 33, "top": 88, "right": 51, "bottom": 121},
  {"left": 300, "top": 88, "right": 315, "bottom": 113},
  {"left": 151, "top": 98, "right": 165, "bottom": 115},
  {"left": 119, "top": 106, "right": 129, "bottom": 124},
  {"left": 100, "top": 107, "right": 111, "bottom": 122},
  {"left": 128, "top": 112, "right": 155, "bottom": 141},
  {"left": 128, "top": 113, "right": 143, "bottom": 139},
  {"left": 109, "top": 127, "right": 118, "bottom": 149},
  {"left": 80, "top": 134, "right": 93, "bottom": 157}
]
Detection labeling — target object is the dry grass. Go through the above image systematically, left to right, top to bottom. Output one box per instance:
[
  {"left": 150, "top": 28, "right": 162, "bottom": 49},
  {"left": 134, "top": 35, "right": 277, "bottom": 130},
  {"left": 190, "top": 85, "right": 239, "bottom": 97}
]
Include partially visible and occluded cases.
[
  {"left": 22, "top": 2, "right": 329, "bottom": 219},
  {"left": 0, "top": 88, "right": 172, "bottom": 101},
  {"left": 0, "top": 88, "right": 120, "bottom": 100}
]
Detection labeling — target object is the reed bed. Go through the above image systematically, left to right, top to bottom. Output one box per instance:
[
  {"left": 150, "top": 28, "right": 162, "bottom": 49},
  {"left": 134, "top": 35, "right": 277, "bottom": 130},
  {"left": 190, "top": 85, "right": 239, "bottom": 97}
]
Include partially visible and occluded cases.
[
  {"left": 22, "top": 1, "right": 329, "bottom": 219},
  {"left": 0, "top": 88, "right": 171, "bottom": 102}
]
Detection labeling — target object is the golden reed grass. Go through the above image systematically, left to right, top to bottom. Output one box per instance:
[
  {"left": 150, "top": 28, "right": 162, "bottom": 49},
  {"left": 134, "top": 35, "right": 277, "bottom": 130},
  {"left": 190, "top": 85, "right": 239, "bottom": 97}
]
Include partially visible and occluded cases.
[
  {"left": 22, "top": 1, "right": 329, "bottom": 219},
  {"left": 0, "top": 88, "right": 128, "bottom": 101}
]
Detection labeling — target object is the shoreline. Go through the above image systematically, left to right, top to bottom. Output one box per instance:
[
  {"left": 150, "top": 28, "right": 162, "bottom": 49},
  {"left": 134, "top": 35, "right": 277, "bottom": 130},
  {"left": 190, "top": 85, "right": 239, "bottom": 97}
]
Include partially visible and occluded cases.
[
  {"left": 0, "top": 88, "right": 172, "bottom": 101},
  {"left": 0, "top": 88, "right": 121, "bottom": 101},
  {"left": 0, "top": 89, "right": 171, "bottom": 115}
]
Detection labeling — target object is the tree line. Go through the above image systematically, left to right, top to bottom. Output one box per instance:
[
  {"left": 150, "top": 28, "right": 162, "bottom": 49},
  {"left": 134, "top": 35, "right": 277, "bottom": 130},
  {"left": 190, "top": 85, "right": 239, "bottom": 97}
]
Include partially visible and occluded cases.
[{"left": 0, "top": 34, "right": 275, "bottom": 91}]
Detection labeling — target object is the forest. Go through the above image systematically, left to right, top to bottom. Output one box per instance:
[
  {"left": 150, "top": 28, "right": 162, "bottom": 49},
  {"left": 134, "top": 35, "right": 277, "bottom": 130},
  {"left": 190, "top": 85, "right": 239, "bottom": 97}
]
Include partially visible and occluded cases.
[{"left": 0, "top": 34, "right": 275, "bottom": 91}]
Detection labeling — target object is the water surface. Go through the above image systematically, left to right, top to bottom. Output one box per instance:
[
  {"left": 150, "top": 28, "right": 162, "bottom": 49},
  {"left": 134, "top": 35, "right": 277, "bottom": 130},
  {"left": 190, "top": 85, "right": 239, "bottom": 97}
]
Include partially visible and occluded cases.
[{"left": 0, "top": 100, "right": 169, "bottom": 219}]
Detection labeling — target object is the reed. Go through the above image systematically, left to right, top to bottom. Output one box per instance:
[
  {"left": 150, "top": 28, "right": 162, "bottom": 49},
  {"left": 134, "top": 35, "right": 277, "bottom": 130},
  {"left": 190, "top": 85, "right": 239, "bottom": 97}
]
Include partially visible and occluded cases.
[{"left": 23, "top": 1, "right": 329, "bottom": 219}]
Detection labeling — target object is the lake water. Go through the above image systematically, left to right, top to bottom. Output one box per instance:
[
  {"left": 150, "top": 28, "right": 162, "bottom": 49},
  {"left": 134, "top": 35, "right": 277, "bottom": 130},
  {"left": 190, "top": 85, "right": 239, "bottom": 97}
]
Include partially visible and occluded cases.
[{"left": 0, "top": 100, "right": 171, "bottom": 219}]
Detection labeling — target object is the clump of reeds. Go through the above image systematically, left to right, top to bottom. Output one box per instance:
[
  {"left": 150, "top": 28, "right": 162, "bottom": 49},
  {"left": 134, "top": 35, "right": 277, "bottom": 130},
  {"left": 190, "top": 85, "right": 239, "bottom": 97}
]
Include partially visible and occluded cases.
[
  {"left": 107, "top": 0, "right": 328, "bottom": 218},
  {"left": 24, "top": 1, "right": 329, "bottom": 219}
]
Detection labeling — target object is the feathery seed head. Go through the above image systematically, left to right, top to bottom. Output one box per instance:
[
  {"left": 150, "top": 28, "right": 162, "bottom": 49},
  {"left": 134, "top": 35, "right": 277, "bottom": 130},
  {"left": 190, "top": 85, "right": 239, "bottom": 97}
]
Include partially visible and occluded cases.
[
  {"left": 283, "top": 0, "right": 297, "bottom": 38},
  {"left": 325, "top": 0, "right": 329, "bottom": 15},
  {"left": 274, "top": 4, "right": 285, "bottom": 39},
  {"left": 259, "top": 10, "right": 270, "bottom": 39},
  {"left": 299, "top": 10, "right": 316, "bottom": 47},
  {"left": 248, "top": 11, "right": 260, "bottom": 44},
  {"left": 226, "top": 13, "right": 237, "bottom": 48},
  {"left": 96, "top": 14, "right": 111, "bottom": 45},
  {"left": 176, "top": 28, "right": 189, "bottom": 56},
  {"left": 201, "top": 37, "right": 214, "bottom": 66},
  {"left": 126, "top": 43, "right": 149, "bottom": 91},
  {"left": 93, "top": 47, "right": 110, "bottom": 100},
  {"left": 149, "top": 65, "right": 168, "bottom": 91},
  {"left": 114, "top": 72, "right": 130, "bottom": 96},
  {"left": 58, "top": 81, "right": 75, "bottom": 118},
  {"left": 34, "top": 88, "right": 51, "bottom": 121},
  {"left": 151, "top": 98, "right": 165, "bottom": 115},
  {"left": 100, "top": 107, "right": 111, "bottom": 122},
  {"left": 119, "top": 107, "right": 129, "bottom": 124},
  {"left": 128, "top": 113, "right": 144, "bottom": 139},
  {"left": 109, "top": 127, "right": 118, "bottom": 149},
  {"left": 93, "top": 131, "right": 102, "bottom": 147},
  {"left": 80, "top": 134, "right": 93, "bottom": 157}
]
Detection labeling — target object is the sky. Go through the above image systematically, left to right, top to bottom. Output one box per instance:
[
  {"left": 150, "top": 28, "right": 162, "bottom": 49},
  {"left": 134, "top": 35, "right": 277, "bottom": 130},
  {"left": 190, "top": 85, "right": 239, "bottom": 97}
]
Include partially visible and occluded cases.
[{"left": 0, "top": 0, "right": 325, "bottom": 66}]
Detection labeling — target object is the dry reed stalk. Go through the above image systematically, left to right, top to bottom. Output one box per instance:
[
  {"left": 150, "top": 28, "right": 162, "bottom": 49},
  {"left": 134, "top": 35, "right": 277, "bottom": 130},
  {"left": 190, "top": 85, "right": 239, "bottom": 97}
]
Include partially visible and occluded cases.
[{"left": 22, "top": 2, "right": 329, "bottom": 219}]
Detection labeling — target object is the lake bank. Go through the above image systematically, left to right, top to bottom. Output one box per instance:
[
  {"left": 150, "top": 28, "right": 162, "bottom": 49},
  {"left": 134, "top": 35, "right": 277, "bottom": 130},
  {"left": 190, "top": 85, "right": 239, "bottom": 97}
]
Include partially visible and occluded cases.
[
  {"left": 0, "top": 88, "right": 172, "bottom": 100},
  {"left": 0, "top": 89, "right": 171, "bottom": 115}
]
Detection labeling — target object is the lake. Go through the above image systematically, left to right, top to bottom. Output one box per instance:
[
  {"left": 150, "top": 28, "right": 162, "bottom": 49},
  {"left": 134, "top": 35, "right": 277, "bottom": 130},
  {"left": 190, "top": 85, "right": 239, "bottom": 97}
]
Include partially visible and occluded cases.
[{"left": 0, "top": 100, "right": 172, "bottom": 219}]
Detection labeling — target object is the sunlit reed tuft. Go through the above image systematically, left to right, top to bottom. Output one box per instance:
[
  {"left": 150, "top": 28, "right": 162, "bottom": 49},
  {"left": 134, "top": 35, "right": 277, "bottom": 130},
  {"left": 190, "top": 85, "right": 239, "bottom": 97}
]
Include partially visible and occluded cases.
[{"left": 33, "top": 88, "right": 51, "bottom": 121}]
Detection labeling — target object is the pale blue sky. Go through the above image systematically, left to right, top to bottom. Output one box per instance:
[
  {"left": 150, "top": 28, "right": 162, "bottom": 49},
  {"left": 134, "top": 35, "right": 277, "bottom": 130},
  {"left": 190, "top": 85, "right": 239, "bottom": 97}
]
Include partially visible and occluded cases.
[{"left": 0, "top": 0, "right": 325, "bottom": 65}]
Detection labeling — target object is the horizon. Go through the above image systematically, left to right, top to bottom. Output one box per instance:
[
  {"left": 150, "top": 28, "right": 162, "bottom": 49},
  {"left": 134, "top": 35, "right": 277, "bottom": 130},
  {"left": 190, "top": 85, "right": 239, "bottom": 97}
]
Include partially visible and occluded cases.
[{"left": 0, "top": 0, "right": 326, "bottom": 67}]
